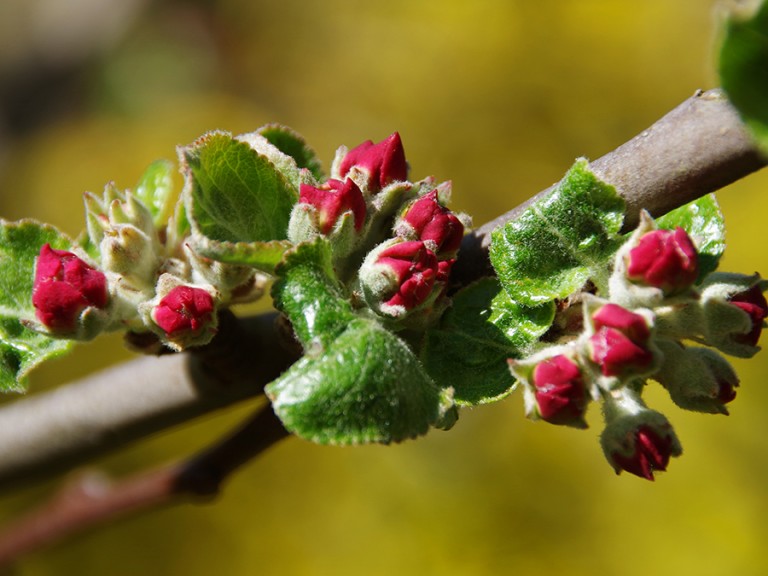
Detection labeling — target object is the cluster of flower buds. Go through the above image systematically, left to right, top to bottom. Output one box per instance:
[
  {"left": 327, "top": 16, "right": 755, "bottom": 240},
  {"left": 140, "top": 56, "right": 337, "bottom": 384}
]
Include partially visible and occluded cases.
[
  {"left": 288, "top": 133, "right": 468, "bottom": 325},
  {"left": 31, "top": 179, "right": 260, "bottom": 349},
  {"left": 510, "top": 211, "right": 767, "bottom": 480}
]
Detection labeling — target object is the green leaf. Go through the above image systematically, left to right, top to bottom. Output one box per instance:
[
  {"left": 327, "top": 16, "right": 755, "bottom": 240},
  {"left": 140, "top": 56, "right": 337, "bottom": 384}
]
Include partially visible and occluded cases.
[
  {"left": 719, "top": 0, "right": 768, "bottom": 154},
  {"left": 257, "top": 124, "right": 324, "bottom": 181},
  {"left": 182, "top": 131, "right": 298, "bottom": 245},
  {"left": 135, "top": 159, "right": 176, "bottom": 227},
  {"left": 489, "top": 159, "right": 625, "bottom": 305},
  {"left": 655, "top": 194, "right": 725, "bottom": 280},
  {"left": 0, "top": 220, "right": 75, "bottom": 392},
  {"left": 193, "top": 237, "right": 293, "bottom": 275},
  {"left": 268, "top": 239, "right": 456, "bottom": 444},
  {"left": 271, "top": 239, "right": 355, "bottom": 346},
  {"left": 422, "top": 278, "right": 555, "bottom": 405},
  {"left": 266, "top": 317, "right": 455, "bottom": 445}
]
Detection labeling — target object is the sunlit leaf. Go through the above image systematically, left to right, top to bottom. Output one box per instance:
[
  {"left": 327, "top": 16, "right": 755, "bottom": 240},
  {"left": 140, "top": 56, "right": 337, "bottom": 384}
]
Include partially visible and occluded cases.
[{"left": 489, "top": 159, "right": 625, "bottom": 305}]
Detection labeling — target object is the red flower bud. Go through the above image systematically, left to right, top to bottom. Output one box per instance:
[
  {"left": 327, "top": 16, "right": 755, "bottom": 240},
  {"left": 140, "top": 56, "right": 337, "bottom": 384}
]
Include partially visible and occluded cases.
[
  {"left": 339, "top": 132, "right": 407, "bottom": 192},
  {"left": 299, "top": 178, "right": 366, "bottom": 234},
  {"left": 400, "top": 191, "right": 464, "bottom": 256},
  {"left": 626, "top": 227, "right": 698, "bottom": 294},
  {"left": 376, "top": 240, "right": 438, "bottom": 310},
  {"left": 32, "top": 244, "right": 108, "bottom": 331},
  {"left": 728, "top": 284, "right": 768, "bottom": 347},
  {"left": 153, "top": 285, "right": 215, "bottom": 336},
  {"left": 589, "top": 304, "right": 654, "bottom": 377},
  {"left": 531, "top": 354, "right": 588, "bottom": 426},
  {"left": 610, "top": 425, "right": 674, "bottom": 481}
]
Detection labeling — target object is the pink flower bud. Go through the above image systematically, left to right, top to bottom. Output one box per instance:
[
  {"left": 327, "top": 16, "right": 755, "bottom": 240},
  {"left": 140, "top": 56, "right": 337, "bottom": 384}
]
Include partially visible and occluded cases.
[
  {"left": 339, "top": 132, "right": 407, "bottom": 192},
  {"left": 299, "top": 178, "right": 366, "bottom": 234},
  {"left": 399, "top": 191, "right": 464, "bottom": 256},
  {"left": 626, "top": 227, "right": 698, "bottom": 294},
  {"left": 375, "top": 240, "right": 438, "bottom": 310},
  {"left": 32, "top": 244, "right": 108, "bottom": 331},
  {"left": 728, "top": 284, "right": 768, "bottom": 347},
  {"left": 153, "top": 285, "right": 215, "bottom": 336},
  {"left": 589, "top": 304, "right": 654, "bottom": 377},
  {"left": 531, "top": 354, "right": 588, "bottom": 427},
  {"left": 609, "top": 425, "right": 675, "bottom": 481}
]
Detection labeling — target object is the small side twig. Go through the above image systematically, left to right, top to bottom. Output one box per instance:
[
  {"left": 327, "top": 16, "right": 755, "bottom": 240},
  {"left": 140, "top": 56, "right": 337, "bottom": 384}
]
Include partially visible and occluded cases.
[{"left": 0, "top": 405, "right": 289, "bottom": 567}]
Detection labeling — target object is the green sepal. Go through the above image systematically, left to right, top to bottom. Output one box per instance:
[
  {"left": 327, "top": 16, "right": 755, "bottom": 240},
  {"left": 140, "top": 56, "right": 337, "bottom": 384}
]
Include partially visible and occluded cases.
[
  {"left": 719, "top": 0, "right": 768, "bottom": 155},
  {"left": 256, "top": 124, "right": 324, "bottom": 181},
  {"left": 182, "top": 131, "right": 298, "bottom": 246},
  {"left": 135, "top": 159, "right": 176, "bottom": 227},
  {"left": 489, "top": 159, "right": 625, "bottom": 305},
  {"left": 655, "top": 193, "right": 726, "bottom": 281},
  {"left": 0, "top": 220, "right": 76, "bottom": 392},
  {"left": 422, "top": 278, "right": 555, "bottom": 405},
  {"left": 266, "top": 317, "right": 456, "bottom": 445}
]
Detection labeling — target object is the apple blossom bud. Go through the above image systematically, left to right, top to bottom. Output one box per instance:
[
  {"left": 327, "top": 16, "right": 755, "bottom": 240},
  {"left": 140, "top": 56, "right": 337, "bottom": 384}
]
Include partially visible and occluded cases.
[
  {"left": 338, "top": 132, "right": 408, "bottom": 192},
  {"left": 299, "top": 178, "right": 366, "bottom": 234},
  {"left": 395, "top": 190, "right": 464, "bottom": 257},
  {"left": 626, "top": 227, "right": 699, "bottom": 295},
  {"left": 359, "top": 239, "right": 439, "bottom": 317},
  {"left": 32, "top": 244, "right": 109, "bottom": 332},
  {"left": 700, "top": 273, "right": 768, "bottom": 357},
  {"left": 728, "top": 284, "right": 768, "bottom": 347},
  {"left": 153, "top": 285, "right": 215, "bottom": 337},
  {"left": 588, "top": 303, "right": 655, "bottom": 378},
  {"left": 530, "top": 354, "right": 589, "bottom": 427},
  {"left": 600, "top": 393, "right": 682, "bottom": 480},
  {"left": 609, "top": 425, "right": 675, "bottom": 481}
]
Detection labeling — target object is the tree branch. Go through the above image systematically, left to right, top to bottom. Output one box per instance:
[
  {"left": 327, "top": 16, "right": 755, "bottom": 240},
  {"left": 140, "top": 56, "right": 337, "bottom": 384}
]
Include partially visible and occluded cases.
[
  {"left": 0, "top": 87, "right": 764, "bottom": 497},
  {"left": 452, "top": 88, "right": 767, "bottom": 284},
  {"left": 0, "top": 406, "right": 289, "bottom": 566}
]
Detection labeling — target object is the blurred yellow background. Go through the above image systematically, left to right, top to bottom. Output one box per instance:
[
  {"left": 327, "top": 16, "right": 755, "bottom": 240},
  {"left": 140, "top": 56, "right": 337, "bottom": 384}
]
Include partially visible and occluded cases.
[{"left": 2, "top": 1, "right": 768, "bottom": 575}]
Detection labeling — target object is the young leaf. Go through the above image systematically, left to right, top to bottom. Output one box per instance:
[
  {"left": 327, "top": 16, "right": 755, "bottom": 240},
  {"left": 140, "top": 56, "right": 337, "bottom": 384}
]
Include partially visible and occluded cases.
[
  {"left": 719, "top": 0, "right": 768, "bottom": 155},
  {"left": 257, "top": 124, "right": 324, "bottom": 181},
  {"left": 182, "top": 131, "right": 298, "bottom": 245},
  {"left": 135, "top": 159, "right": 176, "bottom": 227},
  {"left": 489, "top": 159, "right": 625, "bottom": 305},
  {"left": 655, "top": 194, "right": 725, "bottom": 280},
  {"left": 0, "top": 220, "right": 75, "bottom": 392},
  {"left": 267, "top": 239, "right": 456, "bottom": 444},
  {"left": 422, "top": 278, "right": 555, "bottom": 405},
  {"left": 267, "top": 317, "right": 456, "bottom": 445}
]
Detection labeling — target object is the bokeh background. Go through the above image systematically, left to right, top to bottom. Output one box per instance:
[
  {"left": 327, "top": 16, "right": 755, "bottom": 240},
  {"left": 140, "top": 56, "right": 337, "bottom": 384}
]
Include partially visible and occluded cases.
[{"left": 1, "top": 1, "right": 768, "bottom": 574}]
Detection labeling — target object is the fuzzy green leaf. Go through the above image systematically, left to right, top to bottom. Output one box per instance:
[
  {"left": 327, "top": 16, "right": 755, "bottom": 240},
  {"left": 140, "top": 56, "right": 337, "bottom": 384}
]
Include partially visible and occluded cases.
[
  {"left": 719, "top": 0, "right": 768, "bottom": 155},
  {"left": 257, "top": 124, "right": 324, "bottom": 181},
  {"left": 182, "top": 131, "right": 298, "bottom": 245},
  {"left": 135, "top": 159, "right": 176, "bottom": 227},
  {"left": 489, "top": 159, "right": 625, "bottom": 305},
  {"left": 655, "top": 194, "right": 725, "bottom": 280},
  {"left": 0, "top": 220, "right": 75, "bottom": 392},
  {"left": 193, "top": 238, "right": 293, "bottom": 276},
  {"left": 271, "top": 239, "right": 355, "bottom": 346},
  {"left": 267, "top": 240, "right": 456, "bottom": 444},
  {"left": 422, "top": 278, "right": 555, "bottom": 405},
  {"left": 267, "top": 317, "right": 455, "bottom": 445}
]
